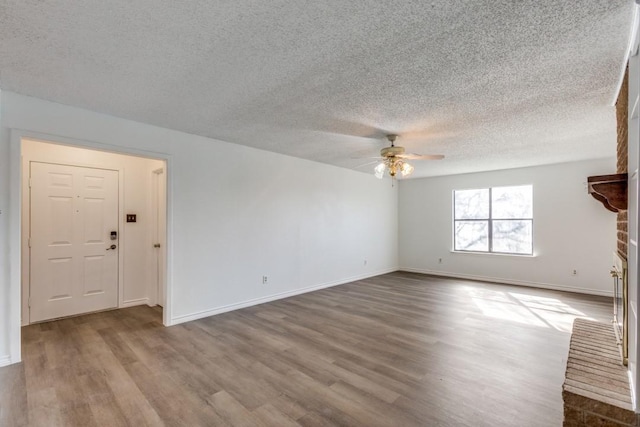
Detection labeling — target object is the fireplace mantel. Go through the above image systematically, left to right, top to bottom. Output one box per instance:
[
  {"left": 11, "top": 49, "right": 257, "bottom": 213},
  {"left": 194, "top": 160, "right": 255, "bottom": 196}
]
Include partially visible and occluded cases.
[{"left": 587, "top": 173, "right": 628, "bottom": 213}]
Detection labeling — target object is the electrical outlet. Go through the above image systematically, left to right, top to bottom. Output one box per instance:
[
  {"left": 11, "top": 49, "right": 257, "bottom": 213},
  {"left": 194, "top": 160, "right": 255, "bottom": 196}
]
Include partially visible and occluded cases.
[
  {"left": 572, "top": 269, "right": 577, "bottom": 276},
  {"left": 262, "top": 276, "right": 268, "bottom": 284}
]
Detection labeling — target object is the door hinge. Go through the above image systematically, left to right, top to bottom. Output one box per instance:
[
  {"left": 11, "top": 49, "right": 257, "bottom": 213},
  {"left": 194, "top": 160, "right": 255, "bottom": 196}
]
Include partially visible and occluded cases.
[
  {"left": 29, "top": 177, "right": 32, "bottom": 188},
  {"left": 28, "top": 237, "right": 31, "bottom": 248},
  {"left": 28, "top": 297, "right": 31, "bottom": 308}
]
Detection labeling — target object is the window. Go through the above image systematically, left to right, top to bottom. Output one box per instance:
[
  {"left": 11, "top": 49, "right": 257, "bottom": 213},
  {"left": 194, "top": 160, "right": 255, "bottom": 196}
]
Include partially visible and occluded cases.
[{"left": 453, "top": 185, "right": 533, "bottom": 255}]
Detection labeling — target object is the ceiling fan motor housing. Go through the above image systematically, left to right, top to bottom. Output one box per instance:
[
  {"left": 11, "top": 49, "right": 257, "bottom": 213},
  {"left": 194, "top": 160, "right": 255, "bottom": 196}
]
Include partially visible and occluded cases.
[{"left": 381, "top": 146, "right": 405, "bottom": 157}]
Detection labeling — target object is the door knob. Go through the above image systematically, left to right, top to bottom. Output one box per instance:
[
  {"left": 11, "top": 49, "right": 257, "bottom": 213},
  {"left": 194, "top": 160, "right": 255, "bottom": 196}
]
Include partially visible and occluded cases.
[{"left": 106, "top": 244, "right": 117, "bottom": 250}]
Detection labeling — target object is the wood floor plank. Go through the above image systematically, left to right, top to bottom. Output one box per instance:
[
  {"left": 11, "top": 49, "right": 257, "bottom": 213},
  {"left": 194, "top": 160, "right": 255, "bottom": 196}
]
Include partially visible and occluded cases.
[
  {"left": 1, "top": 272, "right": 612, "bottom": 426},
  {"left": 95, "top": 352, "right": 165, "bottom": 426},
  {"left": 0, "top": 363, "right": 28, "bottom": 427},
  {"left": 26, "top": 387, "right": 64, "bottom": 427},
  {"left": 207, "top": 390, "right": 266, "bottom": 426},
  {"left": 252, "top": 403, "right": 301, "bottom": 427}
]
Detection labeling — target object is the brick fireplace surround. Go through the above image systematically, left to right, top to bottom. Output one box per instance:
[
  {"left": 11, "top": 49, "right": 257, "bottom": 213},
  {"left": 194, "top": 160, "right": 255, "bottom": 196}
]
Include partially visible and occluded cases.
[
  {"left": 562, "top": 69, "right": 636, "bottom": 426},
  {"left": 618, "top": 69, "right": 629, "bottom": 258}
]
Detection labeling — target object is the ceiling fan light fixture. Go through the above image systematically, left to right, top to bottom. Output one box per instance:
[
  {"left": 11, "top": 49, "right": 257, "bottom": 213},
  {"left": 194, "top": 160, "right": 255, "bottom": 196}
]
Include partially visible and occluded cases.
[
  {"left": 368, "top": 134, "right": 441, "bottom": 181},
  {"left": 373, "top": 158, "right": 414, "bottom": 180},
  {"left": 388, "top": 164, "right": 397, "bottom": 177}
]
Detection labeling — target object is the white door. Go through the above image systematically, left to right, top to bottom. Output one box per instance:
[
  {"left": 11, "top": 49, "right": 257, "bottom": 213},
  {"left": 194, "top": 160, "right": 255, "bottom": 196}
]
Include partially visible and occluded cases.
[{"left": 30, "top": 162, "right": 119, "bottom": 322}]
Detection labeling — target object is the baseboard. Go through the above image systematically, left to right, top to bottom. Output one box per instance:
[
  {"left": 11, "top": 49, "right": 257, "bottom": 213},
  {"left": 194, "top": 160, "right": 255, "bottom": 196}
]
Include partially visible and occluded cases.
[
  {"left": 399, "top": 267, "right": 614, "bottom": 297},
  {"left": 171, "top": 268, "right": 397, "bottom": 325},
  {"left": 120, "top": 298, "right": 149, "bottom": 308},
  {"left": 0, "top": 355, "right": 12, "bottom": 367}
]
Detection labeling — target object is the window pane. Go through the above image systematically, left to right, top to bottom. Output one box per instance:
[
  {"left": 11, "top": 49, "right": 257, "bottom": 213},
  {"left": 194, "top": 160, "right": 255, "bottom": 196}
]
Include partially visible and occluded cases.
[
  {"left": 492, "top": 185, "right": 532, "bottom": 219},
  {"left": 454, "top": 189, "right": 490, "bottom": 219},
  {"left": 492, "top": 220, "right": 532, "bottom": 254},
  {"left": 454, "top": 221, "right": 489, "bottom": 251}
]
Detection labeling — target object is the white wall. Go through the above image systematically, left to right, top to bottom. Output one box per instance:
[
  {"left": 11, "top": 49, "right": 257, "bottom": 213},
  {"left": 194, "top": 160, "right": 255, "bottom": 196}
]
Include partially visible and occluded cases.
[
  {"left": 0, "top": 91, "right": 399, "bottom": 365},
  {"left": 20, "top": 139, "right": 164, "bottom": 324},
  {"left": 399, "top": 159, "right": 617, "bottom": 295}
]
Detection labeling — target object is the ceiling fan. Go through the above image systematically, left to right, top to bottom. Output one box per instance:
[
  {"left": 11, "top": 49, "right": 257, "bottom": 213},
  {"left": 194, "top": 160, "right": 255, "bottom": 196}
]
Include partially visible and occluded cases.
[{"left": 359, "top": 134, "right": 444, "bottom": 179}]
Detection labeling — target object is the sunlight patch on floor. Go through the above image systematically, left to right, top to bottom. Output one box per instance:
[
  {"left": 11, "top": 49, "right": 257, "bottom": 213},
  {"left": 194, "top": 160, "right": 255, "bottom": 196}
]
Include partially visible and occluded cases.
[
  {"left": 467, "top": 287, "right": 596, "bottom": 332},
  {"left": 472, "top": 297, "right": 548, "bottom": 327}
]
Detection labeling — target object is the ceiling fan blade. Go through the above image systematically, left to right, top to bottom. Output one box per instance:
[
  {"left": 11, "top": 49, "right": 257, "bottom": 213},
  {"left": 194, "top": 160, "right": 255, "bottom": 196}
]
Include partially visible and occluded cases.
[
  {"left": 397, "top": 153, "right": 445, "bottom": 160},
  {"left": 350, "top": 155, "right": 383, "bottom": 160},
  {"left": 354, "top": 160, "right": 381, "bottom": 169}
]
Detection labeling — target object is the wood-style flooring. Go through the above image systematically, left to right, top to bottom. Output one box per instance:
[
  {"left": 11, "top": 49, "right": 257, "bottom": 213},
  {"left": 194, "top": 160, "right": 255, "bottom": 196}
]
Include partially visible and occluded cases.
[{"left": 0, "top": 272, "right": 612, "bottom": 426}]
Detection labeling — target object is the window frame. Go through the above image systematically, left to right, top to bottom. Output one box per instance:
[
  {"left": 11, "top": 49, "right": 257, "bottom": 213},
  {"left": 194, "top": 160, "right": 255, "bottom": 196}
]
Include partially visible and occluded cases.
[{"left": 453, "top": 185, "right": 533, "bottom": 256}]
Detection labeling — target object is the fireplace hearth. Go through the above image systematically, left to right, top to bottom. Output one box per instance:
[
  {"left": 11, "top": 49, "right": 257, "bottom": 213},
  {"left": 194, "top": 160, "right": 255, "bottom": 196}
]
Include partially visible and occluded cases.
[{"left": 561, "top": 253, "right": 636, "bottom": 425}]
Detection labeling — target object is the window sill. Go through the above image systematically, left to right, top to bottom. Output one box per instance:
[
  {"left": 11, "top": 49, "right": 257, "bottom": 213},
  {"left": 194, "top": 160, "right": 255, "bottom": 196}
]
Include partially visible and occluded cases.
[{"left": 450, "top": 250, "right": 536, "bottom": 258}]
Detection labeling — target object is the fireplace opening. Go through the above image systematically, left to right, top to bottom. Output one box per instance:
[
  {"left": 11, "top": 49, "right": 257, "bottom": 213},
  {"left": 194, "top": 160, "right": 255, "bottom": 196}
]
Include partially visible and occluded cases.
[{"left": 612, "top": 251, "right": 628, "bottom": 366}]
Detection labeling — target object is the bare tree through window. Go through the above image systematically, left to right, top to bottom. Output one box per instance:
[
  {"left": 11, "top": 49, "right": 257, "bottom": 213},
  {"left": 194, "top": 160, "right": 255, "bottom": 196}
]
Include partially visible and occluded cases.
[{"left": 454, "top": 185, "right": 533, "bottom": 255}]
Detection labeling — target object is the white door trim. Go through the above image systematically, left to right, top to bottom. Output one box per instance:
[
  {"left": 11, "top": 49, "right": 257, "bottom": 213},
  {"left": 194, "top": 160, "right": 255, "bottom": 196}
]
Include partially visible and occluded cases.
[
  {"left": 8, "top": 129, "right": 174, "bottom": 365},
  {"left": 8, "top": 132, "right": 22, "bottom": 364},
  {"left": 151, "top": 167, "right": 166, "bottom": 308}
]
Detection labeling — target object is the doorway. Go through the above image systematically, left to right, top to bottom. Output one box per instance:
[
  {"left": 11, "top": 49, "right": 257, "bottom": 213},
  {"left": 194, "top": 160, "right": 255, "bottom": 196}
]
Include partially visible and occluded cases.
[{"left": 21, "top": 138, "right": 167, "bottom": 325}]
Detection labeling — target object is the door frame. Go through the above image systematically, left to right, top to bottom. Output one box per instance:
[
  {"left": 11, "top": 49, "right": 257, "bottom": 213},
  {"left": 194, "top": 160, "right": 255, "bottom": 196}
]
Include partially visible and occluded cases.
[
  {"left": 8, "top": 130, "right": 173, "bottom": 363},
  {"left": 151, "top": 167, "right": 166, "bottom": 307}
]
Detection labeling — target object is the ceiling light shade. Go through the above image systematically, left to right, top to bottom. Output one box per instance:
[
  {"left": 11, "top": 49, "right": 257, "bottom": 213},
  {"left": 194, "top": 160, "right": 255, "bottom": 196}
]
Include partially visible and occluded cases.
[
  {"left": 400, "top": 161, "right": 414, "bottom": 177},
  {"left": 374, "top": 162, "right": 386, "bottom": 179}
]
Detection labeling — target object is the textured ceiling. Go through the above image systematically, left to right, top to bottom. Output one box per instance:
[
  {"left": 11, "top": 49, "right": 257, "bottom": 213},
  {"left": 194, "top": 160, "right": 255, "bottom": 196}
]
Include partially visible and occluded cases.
[{"left": 0, "top": 0, "right": 634, "bottom": 177}]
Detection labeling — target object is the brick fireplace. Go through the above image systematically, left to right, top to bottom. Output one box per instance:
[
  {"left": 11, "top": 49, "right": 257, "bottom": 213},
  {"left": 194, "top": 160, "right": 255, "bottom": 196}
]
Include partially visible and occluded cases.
[
  {"left": 562, "top": 67, "right": 636, "bottom": 426},
  {"left": 616, "top": 67, "right": 630, "bottom": 367},
  {"left": 618, "top": 68, "right": 629, "bottom": 259}
]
